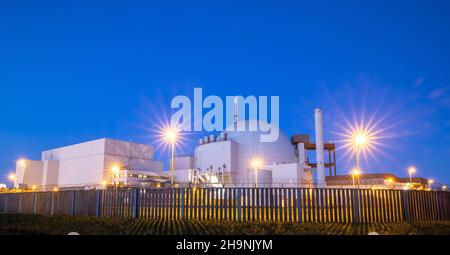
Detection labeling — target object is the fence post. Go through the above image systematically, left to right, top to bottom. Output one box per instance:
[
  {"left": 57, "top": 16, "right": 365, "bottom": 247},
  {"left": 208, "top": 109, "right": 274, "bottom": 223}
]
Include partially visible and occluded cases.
[
  {"left": 181, "top": 188, "right": 185, "bottom": 220},
  {"left": 297, "top": 188, "right": 302, "bottom": 223},
  {"left": 132, "top": 189, "right": 140, "bottom": 219},
  {"left": 237, "top": 189, "right": 242, "bottom": 222},
  {"left": 353, "top": 189, "right": 360, "bottom": 224},
  {"left": 95, "top": 190, "right": 102, "bottom": 217},
  {"left": 402, "top": 190, "right": 410, "bottom": 222},
  {"left": 71, "top": 191, "right": 76, "bottom": 216},
  {"left": 50, "top": 192, "right": 55, "bottom": 216},
  {"left": 33, "top": 193, "right": 37, "bottom": 214},
  {"left": 18, "top": 194, "right": 22, "bottom": 213},
  {"left": 4, "top": 195, "right": 8, "bottom": 213}
]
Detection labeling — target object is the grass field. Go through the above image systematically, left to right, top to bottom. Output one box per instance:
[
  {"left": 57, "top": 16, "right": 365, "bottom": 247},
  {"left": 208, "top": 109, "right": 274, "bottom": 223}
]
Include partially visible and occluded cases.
[{"left": 1, "top": 213, "right": 450, "bottom": 235}]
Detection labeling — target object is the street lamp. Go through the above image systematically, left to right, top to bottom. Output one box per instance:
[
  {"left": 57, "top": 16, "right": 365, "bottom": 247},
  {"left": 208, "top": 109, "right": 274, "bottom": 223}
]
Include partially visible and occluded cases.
[
  {"left": 164, "top": 128, "right": 178, "bottom": 188},
  {"left": 353, "top": 133, "right": 367, "bottom": 173},
  {"left": 250, "top": 157, "right": 263, "bottom": 188},
  {"left": 17, "top": 159, "right": 26, "bottom": 167},
  {"left": 111, "top": 164, "right": 121, "bottom": 189},
  {"left": 111, "top": 165, "right": 120, "bottom": 173},
  {"left": 408, "top": 166, "right": 416, "bottom": 183},
  {"left": 351, "top": 168, "right": 361, "bottom": 188},
  {"left": 8, "top": 173, "right": 16, "bottom": 188},
  {"left": 386, "top": 178, "right": 394, "bottom": 189},
  {"left": 428, "top": 179, "right": 434, "bottom": 190}
]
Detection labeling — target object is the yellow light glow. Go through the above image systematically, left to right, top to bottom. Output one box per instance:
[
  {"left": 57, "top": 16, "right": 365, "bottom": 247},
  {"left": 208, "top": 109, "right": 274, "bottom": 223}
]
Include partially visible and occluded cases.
[
  {"left": 338, "top": 119, "right": 384, "bottom": 171},
  {"left": 156, "top": 124, "right": 184, "bottom": 149},
  {"left": 164, "top": 128, "right": 178, "bottom": 142},
  {"left": 354, "top": 133, "right": 367, "bottom": 145},
  {"left": 250, "top": 157, "right": 264, "bottom": 168},
  {"left": 17, "top": 159, "right": 26, "bottom": 167},
  {"left": 111, "top": 164, "right": 121, "bottom": 173},
  {"left": 408, "top": 166, "right": 416, "bottom": 175},
  {"left": 351, "top": 168, "right": 361, "bottom": 176},
  {"left": 8, "top": 173, "right": 16, "bottom": 181},
  {"left": 386, "top": 178, "right": 394, "bottom": 183},
  {"left": 428, "top": 179, "right": 434, "bottom": 185},
  {"left": 101, "top": 180, "right": 107, "bottom": 186},
  {"left": 31, "top": 185, "right": 36, "bottom": 190},
  {"left": 443, "top": 185, "right": 447, "bottom": 191},
  {"left": 52, "top": 187, "right": 59, "bottom": 192}
]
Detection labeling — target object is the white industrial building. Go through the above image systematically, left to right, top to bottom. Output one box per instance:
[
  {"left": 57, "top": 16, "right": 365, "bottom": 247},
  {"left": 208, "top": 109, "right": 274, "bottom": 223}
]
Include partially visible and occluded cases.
[
  {"left": 14, "top": 109, "right": 335, "bottom": 190},
  {"left": 173, "top": 109, "right": 333, "bottom": 188},
  {"left": 173, "top": 120, "right": 317, "bottom": 188},
  {"left": 14, "top": 138, "right": 167, "bottom": 190}
]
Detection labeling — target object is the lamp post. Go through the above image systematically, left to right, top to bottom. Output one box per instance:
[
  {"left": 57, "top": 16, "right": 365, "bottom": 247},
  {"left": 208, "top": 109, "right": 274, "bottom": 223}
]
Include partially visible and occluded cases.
[
  {"left": 164, "top": 128, "right": 178, "bottom": 188},
  {"left": 353, "top": 133, "right": 367, "bottom": 172},
  {"left": 250, "top": 158, "right": 263, "bottom": 188},
  {"left": 18, "top": 159, "right": 26, "bottom": 167},
  {"left": 111, "top": 164, "right": 121, "bottom": 189},
  {"left": 408, "top": 167, "right": 416, "bottom": 183},
  {"left": 351, "top": 168, "right": 361, "bottom": 188},
  {"left": 8, "top": 173, "right": 16, "bottom": 189},
  {"left": 386, "top": 178, "right": 394, "bottom": 189},
  {"left": 428, "top": 179, "right": 434, "bottom": 190}
]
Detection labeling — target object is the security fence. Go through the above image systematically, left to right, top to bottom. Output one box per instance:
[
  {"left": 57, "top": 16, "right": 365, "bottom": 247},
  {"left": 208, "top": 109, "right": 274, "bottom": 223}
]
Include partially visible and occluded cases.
[{"left": 0, "top": 188, "right": 449, "bottom": 223}]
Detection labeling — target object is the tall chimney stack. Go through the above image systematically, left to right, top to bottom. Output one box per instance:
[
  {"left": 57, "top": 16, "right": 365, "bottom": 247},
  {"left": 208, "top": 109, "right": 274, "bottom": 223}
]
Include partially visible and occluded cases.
[
  {"left": 233, "top": 96, "right": 239, "bottom": 130},
  {"left": 314, "top": 108, "right": 326, "bottom": 188}
]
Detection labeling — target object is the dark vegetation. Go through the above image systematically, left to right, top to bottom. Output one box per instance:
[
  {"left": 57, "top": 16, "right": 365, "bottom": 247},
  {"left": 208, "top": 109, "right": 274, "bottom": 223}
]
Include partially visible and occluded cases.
[{"left": 1, "top": 213, "right": 449, "bottom": 235}]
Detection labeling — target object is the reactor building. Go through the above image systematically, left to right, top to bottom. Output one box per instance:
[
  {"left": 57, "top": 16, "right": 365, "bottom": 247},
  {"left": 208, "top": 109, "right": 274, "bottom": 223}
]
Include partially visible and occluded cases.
[{"left": 173, "top": 108, "right": 336, "bottom": 188}]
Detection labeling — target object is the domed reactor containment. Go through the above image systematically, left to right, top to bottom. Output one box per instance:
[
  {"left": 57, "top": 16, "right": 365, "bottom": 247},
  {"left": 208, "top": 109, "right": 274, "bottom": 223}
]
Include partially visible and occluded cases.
[{"left": 173, "top": 109, "right": 337, "bottom": 188}]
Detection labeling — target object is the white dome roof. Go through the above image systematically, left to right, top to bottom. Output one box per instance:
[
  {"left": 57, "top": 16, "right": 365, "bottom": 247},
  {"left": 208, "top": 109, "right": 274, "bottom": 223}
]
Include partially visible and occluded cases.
[{"left": 223, "top": 120, "right": 296, "bottom": 176}]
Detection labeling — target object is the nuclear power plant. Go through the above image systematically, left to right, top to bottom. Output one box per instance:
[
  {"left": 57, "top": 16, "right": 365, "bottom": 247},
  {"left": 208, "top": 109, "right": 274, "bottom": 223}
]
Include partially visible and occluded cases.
[
  {"left": 9, "top": 106, "right": 431, "bottom": 191},
  {"left": 11, "top": 106, "right": 332, "bottom": 190}
]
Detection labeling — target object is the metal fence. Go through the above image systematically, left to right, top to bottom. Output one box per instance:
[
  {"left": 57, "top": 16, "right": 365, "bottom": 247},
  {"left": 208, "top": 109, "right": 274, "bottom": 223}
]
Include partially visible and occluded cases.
[{"left": 0, "top": 188, "right": 449, "bottom": 223}]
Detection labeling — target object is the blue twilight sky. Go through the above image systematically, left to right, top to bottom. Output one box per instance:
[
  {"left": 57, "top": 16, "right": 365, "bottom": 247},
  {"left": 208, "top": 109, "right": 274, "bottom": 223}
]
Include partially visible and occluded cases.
[{"left": 1, "top": 0, "right": 450, "bottom": 184}]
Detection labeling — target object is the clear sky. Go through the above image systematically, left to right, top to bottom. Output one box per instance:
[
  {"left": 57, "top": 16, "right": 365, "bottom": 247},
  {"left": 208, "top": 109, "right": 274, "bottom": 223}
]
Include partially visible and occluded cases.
[{"left": 1, "top": 0, "right": 450, "bottom": 184}]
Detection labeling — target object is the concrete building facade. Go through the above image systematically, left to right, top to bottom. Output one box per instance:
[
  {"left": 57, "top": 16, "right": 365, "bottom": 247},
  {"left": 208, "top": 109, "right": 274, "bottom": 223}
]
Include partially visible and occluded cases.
[
  {"left": 173, "top": 120, "right": 315, "bottom": 188},
  {"left": 14, "top": 138, "right": 164, "bottom": 190}
]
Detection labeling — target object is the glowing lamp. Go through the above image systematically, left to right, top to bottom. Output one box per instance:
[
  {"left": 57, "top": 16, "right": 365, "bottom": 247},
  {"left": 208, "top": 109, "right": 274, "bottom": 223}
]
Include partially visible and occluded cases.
[
  {"left": 354, "top": 134, "right": 367, "bottom": 145},
  {"left": 8, "top": 173, "right": 16, "bottom": 181}
]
